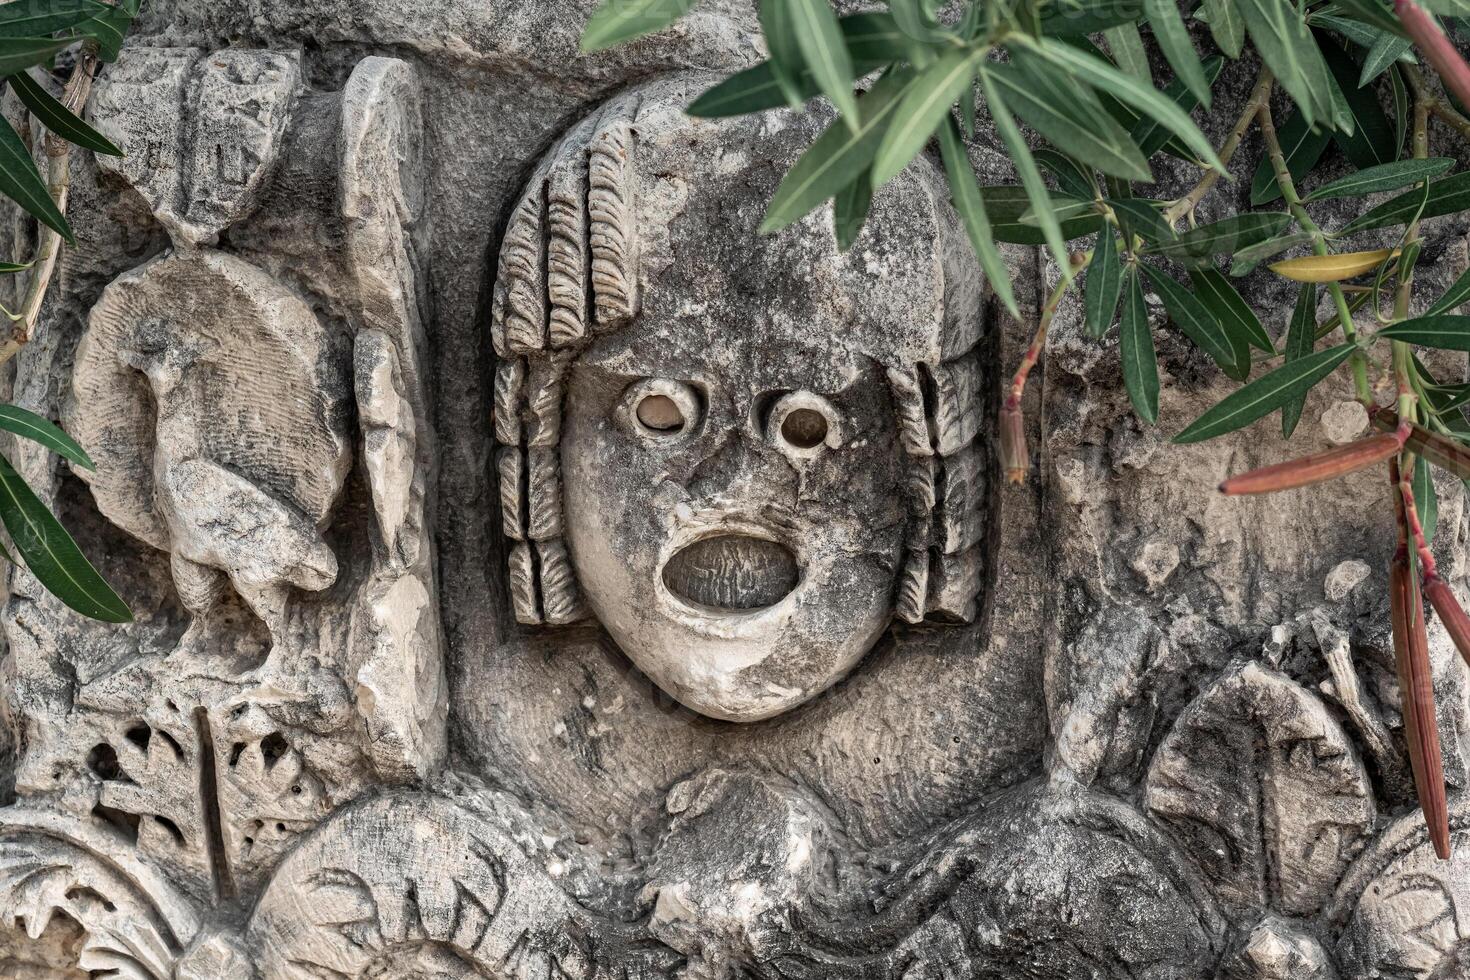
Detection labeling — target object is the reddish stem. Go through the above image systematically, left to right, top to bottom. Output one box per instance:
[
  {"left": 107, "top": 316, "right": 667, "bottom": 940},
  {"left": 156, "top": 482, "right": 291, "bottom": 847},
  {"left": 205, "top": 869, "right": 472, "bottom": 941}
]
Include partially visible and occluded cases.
[
  {"left": 1396, "top": 0, "right": 1470, "bottom": 113},
  {"left": 1399, "top": 454, "right": 1440, "bottom": 581},
  {"left": 1390, "top": 457, "right": 1452, "bottom": 860}
]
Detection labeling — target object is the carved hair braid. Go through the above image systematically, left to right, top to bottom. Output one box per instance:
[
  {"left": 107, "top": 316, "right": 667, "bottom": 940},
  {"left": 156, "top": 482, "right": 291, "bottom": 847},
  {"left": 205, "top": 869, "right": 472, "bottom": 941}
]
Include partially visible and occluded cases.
[
  {"left": 491, "top": 98, "right": 644, "bottom": 624},
  {"left": 887, "top": 354, "right": 986, "bottom": 626}
]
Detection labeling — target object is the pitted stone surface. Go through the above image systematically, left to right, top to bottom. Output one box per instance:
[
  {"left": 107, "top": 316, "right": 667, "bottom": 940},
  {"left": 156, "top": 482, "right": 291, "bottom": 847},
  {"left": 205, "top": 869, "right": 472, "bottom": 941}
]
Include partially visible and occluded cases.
[{"left": 0, "top": 4, "right": 1468, "bottom": 978}]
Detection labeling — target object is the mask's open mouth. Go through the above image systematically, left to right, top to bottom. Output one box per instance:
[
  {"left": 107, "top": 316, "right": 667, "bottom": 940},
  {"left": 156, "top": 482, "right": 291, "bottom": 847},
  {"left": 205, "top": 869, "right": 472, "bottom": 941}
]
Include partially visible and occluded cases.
[{"left": 662, "top": 534, "right": 799, "bottom": 611}]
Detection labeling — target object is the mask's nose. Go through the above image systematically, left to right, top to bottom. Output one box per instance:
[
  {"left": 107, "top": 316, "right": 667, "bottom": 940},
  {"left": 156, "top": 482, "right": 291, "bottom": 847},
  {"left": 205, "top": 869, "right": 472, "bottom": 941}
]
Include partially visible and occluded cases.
[{"left": 684, "top": 427, "right": 798, "bottom": 508}]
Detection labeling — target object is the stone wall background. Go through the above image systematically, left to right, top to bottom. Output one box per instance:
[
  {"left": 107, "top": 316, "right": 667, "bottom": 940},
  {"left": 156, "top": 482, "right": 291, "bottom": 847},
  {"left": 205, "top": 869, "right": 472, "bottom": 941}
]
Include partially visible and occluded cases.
[{"left": 0, "top": 2, "right": 1464, "bottom": 977}]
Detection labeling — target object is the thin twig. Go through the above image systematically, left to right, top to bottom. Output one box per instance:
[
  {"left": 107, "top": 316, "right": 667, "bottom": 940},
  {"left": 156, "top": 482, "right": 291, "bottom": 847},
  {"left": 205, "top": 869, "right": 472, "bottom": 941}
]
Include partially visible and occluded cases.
[
  {"left": 1396, "top": 0, "right": 1470, "bottom": 113},
  {"left": 0, "top": 49, "right": 99, "bottom": 368},
  {"left": 1163, "top": 67, "right": 1273, "bottom": 226},
  {"left": 1257, "top": 89, "right": 1374, "bottom": 407},
  {"left": 1004, "top": 265, "right": 1079, "bottom": 412}
]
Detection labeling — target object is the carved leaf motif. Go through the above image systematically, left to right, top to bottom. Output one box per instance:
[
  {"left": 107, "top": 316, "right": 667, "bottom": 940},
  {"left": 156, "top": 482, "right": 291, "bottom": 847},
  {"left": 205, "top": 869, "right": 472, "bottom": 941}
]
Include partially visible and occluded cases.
[
  {"left": 1145, "top": 662, "right": 1376, "bottom": 917},
  {"left": 95, "top": 723, "right": 212, "bottom": 890},
  {"left": 217, "top": 732, "right": 329, "bottom": 893},
  {"left": 250, "top": 795, "right": 517, "bottom": 979},
  {"left": 1332, "top": 800, "right": 1470, "bottom": 978},
  {"left": 0, "top": 835, "right": 179, "bottom": 979}
]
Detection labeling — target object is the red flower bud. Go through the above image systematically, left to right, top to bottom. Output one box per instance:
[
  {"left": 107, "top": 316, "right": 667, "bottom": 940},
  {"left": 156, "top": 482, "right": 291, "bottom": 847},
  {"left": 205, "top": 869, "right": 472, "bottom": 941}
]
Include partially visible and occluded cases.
[
  {"left": 1396, "top": 0, "right": 1470, "bottom": 113},
  {"left": 1001, "top": 404, "right": 1028, "bottom": 485},
  {"left": 1218, "top": 433, "right": 1402, "bottom": 496},
  {"left": 1392, "top": 551, "right": 1452, "bottom": 860},
  {"left": 1425, "top": 578, "right": 1470, "bottom": 674}
]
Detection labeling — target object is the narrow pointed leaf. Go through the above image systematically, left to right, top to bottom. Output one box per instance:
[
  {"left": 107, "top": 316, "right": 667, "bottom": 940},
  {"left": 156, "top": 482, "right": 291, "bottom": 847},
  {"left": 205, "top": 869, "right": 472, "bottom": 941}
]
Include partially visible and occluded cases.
[
  {"left": 0, "top": 0, "right": 106, "bottom": 36},
  {"left": 74, "top": 0, "right": 140, "bottom": 62},
  {"left": 579, "top": 0, "right": 697, "bottom": 51},
  {"left": 761, "top": 0, "right": 806, "bottom": 107},
  {"left": 792, "top": 0, "right": 860, "bottom": 127},
  {"left": 889, "top": 0, "right": 949, "bottom": 42},
  {"left": 1041, "top": 0, "right": 1145, "bottom": 35},
  {"left": 1145, "top": 0, "right": 1211, "bottom": 105},
  {"left": 1203, "top": 0, "right": 1245, "bottom": 57},
  {"left": 1237, "top": 0, "right": 1341, "bottom": 128},
  {"left": 1333, "top": 0, "right": 1408, "bottom": 36},
  {"left": 1312, "top": 13, "right": 1387, "bottom": 48},
  {"left": 689, "top": 14, "right": 908, "bottom": 117},
  {"left": 1104, "top": 23, "right": 1151, "bottom": 82},
  {"left": 1362, "top": 31, "right": 1416, "bottom": 83},
  {"left": 1322, "top": 35, "right": 1395, "bottom": 167},
  {"left": 0, "top": 37, "right": 71, "bottom": 77},
  {"left": 1035, "top": 38, "right": 1223, "bottom": 173},
  {"left": 872, "top": 47, "right": 981, "bottom": 184},
  {"left": 990, "top": 51, "right": 1153, "bottom": 182},
  {"left": 1130, "top": 55, "right": 1224, "bottom": 158},
  {"left": 1391, "top": 61, "right": 1410, "bottom": 157},
  {"left": 980, "top": 68, "right": 1068, "bottom": 269},
  {"left": 761, "top": 69, "right": 915, "bottom": 233},
  {"left": 10, "top": 71, "right": 122, "bottom": 156},
  {"left": 1251, "top": 109, "right": 1331, "bottom": 205},
  {"left": 0, "top": 117, "right": 70, "bottom": 242},
  {"left": 938, "top": 119, "right": 1017, "bottom": 318},
  {"left": 1034, "top": 148, "right": 1097, "bottom": 200},
  {"left": 1304, "top": 158, "right": 1455, "bottom": 201},
  {"left": 833, "top": 170, "right": 872, "bottom": 252},
  {"left": 1339, "top": 171, "right": 1470, "bottom": 234},
  {"left": 982, "top": 184, "right": 1105, "bottom": 244},
  {"left": 1023, "top": 196, "right": 1106, "bottom": 226},
  {"left": 1109, "top": 198, "right": 1174, "bottom": 245},
  {"left": 1150, "top": 213, "right": 1293, "bottom": 266},
  {"left": 1085, "top": 230, "right": 1122, "bottom": 338},
  {"left": 1230, "top": 231, "right": 1315, "bottom": 276},
  {"left": 1270, "top": 248, "right": 1398, "bottom": 282},
  {"left": 1143, "top": 264, "right": 1246, "bottom": 380},
  {"left": 1427, "top": 265, "right": 1470, "bottom": 316},
  {"left": 1192, "top": 267, "right": 1274, "bottom": 353},
  {"left": 1120, "top": 268, "right": 1158, "bottom": 424},
  {"left": 1280, "top": 283, "right": 1318, "bottom": 437},
  {"left": 1378, "top": 315, "right": 1470, "bottom": 349},
  {"left": 1174, "top": 343, "right": 1356, "bottom": 443},
  {"left": 1415, "top": 357, "right": 1470, "bottom": 437},
  {"left": 0, "top": 406, "right": 93, "bottom": 470},
  {"left": 0, "top": 453, "right": 128, "bottom": 622},
  {"left": 1415, "top": 455, "right": 1439, "bottom": 543}
]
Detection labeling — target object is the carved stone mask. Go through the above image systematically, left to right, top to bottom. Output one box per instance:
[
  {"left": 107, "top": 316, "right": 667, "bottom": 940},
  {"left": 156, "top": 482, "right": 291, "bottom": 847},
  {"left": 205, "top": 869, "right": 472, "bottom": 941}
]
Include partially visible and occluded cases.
[{"left": 492, "top": 76, "right": 987, "bottom": 722}]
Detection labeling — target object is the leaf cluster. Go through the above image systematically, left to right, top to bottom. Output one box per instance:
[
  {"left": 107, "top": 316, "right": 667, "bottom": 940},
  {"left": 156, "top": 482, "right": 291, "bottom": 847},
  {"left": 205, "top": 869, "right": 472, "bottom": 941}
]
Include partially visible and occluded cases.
[
  {"left": 0, "top": 0, "right": 144, "bottom": 622},
  {"left": 580, "top": 1, "right": 1470, "bottom": 485}
]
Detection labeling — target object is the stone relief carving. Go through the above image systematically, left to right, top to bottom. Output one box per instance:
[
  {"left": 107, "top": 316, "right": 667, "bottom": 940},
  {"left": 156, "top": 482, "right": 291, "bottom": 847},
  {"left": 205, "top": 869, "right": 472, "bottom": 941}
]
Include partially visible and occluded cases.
[
  {"left": 0, "top": 4, "right": 1467, "bottom": 978},
  {"left": 492, "top": 76, "right": 985, "bottom": 722}
]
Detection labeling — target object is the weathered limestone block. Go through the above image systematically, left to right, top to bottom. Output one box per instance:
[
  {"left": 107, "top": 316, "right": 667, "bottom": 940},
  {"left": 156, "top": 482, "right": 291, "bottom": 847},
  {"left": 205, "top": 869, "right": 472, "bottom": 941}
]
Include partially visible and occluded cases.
[
  {"left": 1, "top": 5, "right": 1468, "bottom": 978},
  {"left": 0, "top": 45, "right": 445, "bottom": 976},
  {"left": 91, "top": 47, "right": 302, "bottom": 246},
  {"left": 642, "top": 768, "right": 831, "bottom": 969},
  {"left": 248, "top": 790, "right": 676, "bottom": 978},
  {"left": 1332, "top": 800, "right": 1470, "bottom": 976},
  {"left": 0, "top": 807, "right": 201, "bottom": 978},
  {"left": 1221, "top": 917, "right": 1338, "bottom": 980}
]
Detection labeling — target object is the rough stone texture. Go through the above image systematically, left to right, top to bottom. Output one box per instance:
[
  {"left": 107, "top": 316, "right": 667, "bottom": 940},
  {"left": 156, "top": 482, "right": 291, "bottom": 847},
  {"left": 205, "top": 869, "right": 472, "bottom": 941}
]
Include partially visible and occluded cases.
[{"left": 0, "top": 3, "right": 1466, "bottom": 977}]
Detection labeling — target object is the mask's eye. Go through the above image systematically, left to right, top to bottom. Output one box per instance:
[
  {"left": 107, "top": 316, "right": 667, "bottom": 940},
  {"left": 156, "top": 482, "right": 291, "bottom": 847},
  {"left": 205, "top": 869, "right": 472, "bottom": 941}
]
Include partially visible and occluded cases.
[
  {"left": 619, "top": 379, "right": 702, "bottom": 441},
  {"left": 767, "top": 392, "right": 843, "bottom": 458}
]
